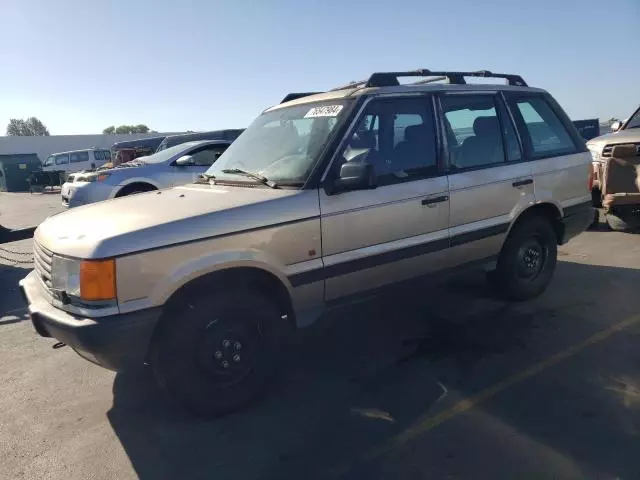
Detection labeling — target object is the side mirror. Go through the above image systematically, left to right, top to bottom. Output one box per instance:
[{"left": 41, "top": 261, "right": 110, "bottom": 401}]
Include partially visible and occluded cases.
[
  {"left": 610, "top": 121, "right": 622, "bottom": 132},
  {"left": 175, "top": 155, "right": 194, "bottom": 166},
  {"left": 333, "top": 161, "right": 376, "bottom": 193}
]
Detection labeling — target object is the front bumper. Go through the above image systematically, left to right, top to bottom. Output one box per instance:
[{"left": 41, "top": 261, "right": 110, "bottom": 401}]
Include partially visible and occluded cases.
[
  {"left": 65, "top": 182, "right": 113, "bottom": 208},
  {"left": 562, "top": 201, "right": 595, "bottom": 243},
  {"left": 19, "top": 271, "right": 162, "bottom": 371}
]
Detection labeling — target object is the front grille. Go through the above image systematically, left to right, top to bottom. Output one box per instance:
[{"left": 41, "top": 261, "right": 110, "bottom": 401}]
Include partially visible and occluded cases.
[
  {"left": 602, "top": 142, "right": 640, "bottom": 158},
  {"left": 33, "top": 241, "right": 53, "bottom": 290}
]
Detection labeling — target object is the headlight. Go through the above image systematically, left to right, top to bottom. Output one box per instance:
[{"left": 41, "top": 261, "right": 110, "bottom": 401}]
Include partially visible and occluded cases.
[
  {"left": 588, "top": 149, "right": 601, "bottom": 161},
  {"left": 79, "top": 173, "right": 111, "bottom": 183},
  {"left": 51, "top": 256, "right": 81, "bottom": 297},
  {"left": 51, "top": 257, "right": 116, "bottom": 301}
]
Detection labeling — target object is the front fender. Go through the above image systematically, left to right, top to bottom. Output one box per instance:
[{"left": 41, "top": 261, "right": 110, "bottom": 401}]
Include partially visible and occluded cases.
[{"left": 116, "top": 247, "right": 294, "bottom": 314}]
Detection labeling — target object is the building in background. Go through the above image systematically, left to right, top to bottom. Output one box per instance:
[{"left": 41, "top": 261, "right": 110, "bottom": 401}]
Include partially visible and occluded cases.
[{"left": 0, "top": 133, "right": 182, "bottom": 166}]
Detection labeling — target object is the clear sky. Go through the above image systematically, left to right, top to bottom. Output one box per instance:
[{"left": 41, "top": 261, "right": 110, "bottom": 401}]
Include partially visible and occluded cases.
[{"left": 1, "top": 0, "right": 638, "bottom": 135}]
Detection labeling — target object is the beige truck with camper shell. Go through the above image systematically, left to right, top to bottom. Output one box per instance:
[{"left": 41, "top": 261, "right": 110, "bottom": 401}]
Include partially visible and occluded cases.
[{"left": 20, "top": 69, "right": 593, "bottom": 417}]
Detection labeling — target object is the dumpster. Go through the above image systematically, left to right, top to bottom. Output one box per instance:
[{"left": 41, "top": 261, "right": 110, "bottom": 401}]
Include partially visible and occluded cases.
[{"left": 0, "top": 154, "right": 42, "bottom": 192}]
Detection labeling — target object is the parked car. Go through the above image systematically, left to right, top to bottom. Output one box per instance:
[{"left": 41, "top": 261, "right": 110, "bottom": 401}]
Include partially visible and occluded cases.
[
  {"left": 20, "top": 69, "right": 593, "bottom": 417},
  {"left": 587, "top": 105, "right": 640, "bottom": 208},
  {"left": 155, "top": 129, "right": 244, "bottom": 152},
  {"left": 61, "top": 140, "right": 230, "bottom": 207},
  {"left": 596, "top": 144, "right": 640, "bottom": 231},
  {"left": 42, "top": 148, "right": 112, "bottom": 175}
]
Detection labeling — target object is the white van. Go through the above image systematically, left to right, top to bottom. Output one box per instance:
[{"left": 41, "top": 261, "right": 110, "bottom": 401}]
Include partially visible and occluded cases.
[{"left": 42, "top": 148, "right": 111, "bottom": 174}]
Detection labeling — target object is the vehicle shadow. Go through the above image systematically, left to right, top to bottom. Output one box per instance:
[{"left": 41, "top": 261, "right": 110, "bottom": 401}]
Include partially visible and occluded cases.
[
  {"left": 107, "top": 260, "right": 640, "bottom": 479},
  {"left": 0, "top": 262, "right": 31, "bottom": 324}
]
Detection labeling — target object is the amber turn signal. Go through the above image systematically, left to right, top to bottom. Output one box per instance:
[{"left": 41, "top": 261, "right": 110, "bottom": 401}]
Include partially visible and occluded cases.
[{"left": 80, "top": 259, "right": 116, "bottom": 301}]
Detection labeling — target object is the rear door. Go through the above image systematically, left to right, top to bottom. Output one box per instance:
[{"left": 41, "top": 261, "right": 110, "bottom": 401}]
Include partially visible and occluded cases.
[
  {"left": 440, "top": 92, "right": 534, "bottom": 267},
  {"left": 504, "top": 93, "right": 591, "bottom": 210},
  {"left": 319, "top": 95, "right": 450, "bottom": 301}
]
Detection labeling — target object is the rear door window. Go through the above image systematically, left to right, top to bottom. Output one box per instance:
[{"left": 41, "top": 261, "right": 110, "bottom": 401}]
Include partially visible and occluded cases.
[
  {"left": 441, "top": 94, "right": 508, "bottom": 170},
  {"left": 509, "top": 96, "right": 578, "bottom": 158},
  {"left": 70, "top": 151, "right": 89, "bottom": 163}
]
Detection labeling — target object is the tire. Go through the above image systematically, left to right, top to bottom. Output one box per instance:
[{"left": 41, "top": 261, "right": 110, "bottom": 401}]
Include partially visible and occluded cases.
[
  {"left": 591, "top": 188, "right": 602, "bottom": 209},
  {"left": 587, "top": 209, "right": 600, "bottom": 230},
  {"left": 605, "top": 213, "right": 635, "bottom": 232},
  {"left": 494, "top": 216, "right": 558, "bottom": 301},
  {"left": 151, "top": 288, "right": 285, "bottom": 418}
]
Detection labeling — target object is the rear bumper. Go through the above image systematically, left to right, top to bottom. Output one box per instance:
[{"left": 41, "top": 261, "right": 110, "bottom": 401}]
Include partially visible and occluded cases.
[
  {"left": 561, "top": 201, "right": 595, "bottom": 243},
  {"left": 19, "top": 271, "right": 162, "bottom": 371}
]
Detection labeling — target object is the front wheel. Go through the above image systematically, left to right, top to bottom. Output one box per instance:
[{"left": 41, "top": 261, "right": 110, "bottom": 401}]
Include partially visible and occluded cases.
[
  {"left": 494, "top": 216, "right": 558, "bottom": 301},
  {"left": 151, "top": 288, "right": 285, "bottom": 418}
]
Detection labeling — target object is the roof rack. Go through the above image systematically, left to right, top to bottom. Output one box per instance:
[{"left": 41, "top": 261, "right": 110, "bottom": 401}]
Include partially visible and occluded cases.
[
  {"left": 366, "top": 69, "right": 528, "bottom": 87},
  {"left": 329, "top": 80, "right": 368, "bottom": 92},
  {"left": 280, "top": 92, "right": 323, "bottom": 104}
]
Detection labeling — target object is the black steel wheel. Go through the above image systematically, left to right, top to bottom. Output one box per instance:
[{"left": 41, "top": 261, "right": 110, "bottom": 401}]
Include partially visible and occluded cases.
[
  {"left": 495, "top": 216, "right": 558, "bottom": 301},
  {"left": 151, "top": 287, "right": 285, "bottom": 418}
]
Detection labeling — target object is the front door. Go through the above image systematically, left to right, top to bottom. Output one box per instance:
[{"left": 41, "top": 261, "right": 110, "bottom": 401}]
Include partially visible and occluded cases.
[
  {"left": 440, "top": 92, "right": 535, "bottom": 267},
  {"left": 319, "top": 95, "right": 450, "bottom": 301},
  {"left": 169, "top": 144, "right": 229, "bottom": 186}
]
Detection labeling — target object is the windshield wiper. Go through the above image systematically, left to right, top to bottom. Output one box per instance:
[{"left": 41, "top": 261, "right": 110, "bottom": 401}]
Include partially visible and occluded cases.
[
  {"left": 221, "top": 168, "right": 278, "bottom": 188},
  {"left": 195, "top": 172, "right": 215, "bottom": 184}
]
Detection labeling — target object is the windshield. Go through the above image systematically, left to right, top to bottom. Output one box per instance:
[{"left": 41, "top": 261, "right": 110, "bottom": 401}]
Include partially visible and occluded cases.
[
  {"left": 205, "top": 101, "right": 349, "bottom": 185},
  {"left": 624, "top": 107, "right": 640, "bottom": 129},
  {"left": 138, "top": 141, "right": 200, "bottom": 164}
]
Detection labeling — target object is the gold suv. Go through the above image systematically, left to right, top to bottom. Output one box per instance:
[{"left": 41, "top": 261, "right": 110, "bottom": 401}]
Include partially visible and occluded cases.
[{"left": 20, "top": 70, "right": 594, "bottom": 417}]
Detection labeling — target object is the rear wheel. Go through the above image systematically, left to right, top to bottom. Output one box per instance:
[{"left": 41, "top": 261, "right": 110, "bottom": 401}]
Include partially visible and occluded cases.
[
  {"left": 587, "top": 209, "right": 600, "bottom": 230},
  {"left": 494, "top": 216, "right": 557, "bottom": 301},
  {"left": 151, "top": 288, "right": 285, "bottom": 418}
]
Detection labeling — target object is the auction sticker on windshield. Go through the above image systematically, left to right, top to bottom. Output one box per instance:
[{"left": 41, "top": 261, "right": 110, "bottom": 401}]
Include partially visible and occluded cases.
[{"left": 304, "top": 105, "right": 343, "bottom": 118}]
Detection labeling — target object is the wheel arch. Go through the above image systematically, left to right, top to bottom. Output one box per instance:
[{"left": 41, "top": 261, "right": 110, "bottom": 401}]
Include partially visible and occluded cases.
[
  {"left": 113, "top": 180, "right": 160, "bottom": 197},
  {"left": 510, "top": 202, "right": 563, "bottom": 245},
  {"left": 160, "top": 266, "right": 296, "bottom": 328}
]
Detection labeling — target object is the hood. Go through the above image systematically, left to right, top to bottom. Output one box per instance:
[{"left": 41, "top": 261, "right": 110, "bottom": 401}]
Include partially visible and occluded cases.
[
  {"left": 587, "top": 128, "right": 640, "bottom": 151},
  {"left": 36, "top": 183, "right": 303, "bottom": 259}
]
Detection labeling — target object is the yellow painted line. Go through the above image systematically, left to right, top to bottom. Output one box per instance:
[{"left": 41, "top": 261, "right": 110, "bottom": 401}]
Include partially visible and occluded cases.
[{"left": 331, "top": 312, "right": 640, "bottom": 476}]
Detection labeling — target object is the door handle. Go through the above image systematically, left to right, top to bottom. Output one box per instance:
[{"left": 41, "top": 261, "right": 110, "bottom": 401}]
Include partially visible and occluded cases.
[
  {"left": 512, "top": 179, "right": 533, "bottom": 188},
  {"left": 421, "top": 195, "right": 449, "bottom": 206}
]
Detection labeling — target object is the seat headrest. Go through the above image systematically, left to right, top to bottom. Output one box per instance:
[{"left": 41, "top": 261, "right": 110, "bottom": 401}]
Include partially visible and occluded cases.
[
  {"left": 473, "top": 116, "right": 500, "bottom": 136},
  {"left": 404, "top": 124, "right": 427, "bottom": 143}
]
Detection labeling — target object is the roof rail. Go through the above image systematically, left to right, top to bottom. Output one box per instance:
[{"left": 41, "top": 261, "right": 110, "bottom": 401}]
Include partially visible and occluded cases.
[
  {"left": 366, "top": 69, "right": 528, "bottom": 87},
  {"left": 280, "top": 92, "right": 323, "bottom": 103}
]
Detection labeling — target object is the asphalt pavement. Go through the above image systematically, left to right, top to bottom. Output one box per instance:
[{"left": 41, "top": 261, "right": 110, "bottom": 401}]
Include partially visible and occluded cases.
[{"left": 1, "top": 193, "right": 639, "bottom": 479}]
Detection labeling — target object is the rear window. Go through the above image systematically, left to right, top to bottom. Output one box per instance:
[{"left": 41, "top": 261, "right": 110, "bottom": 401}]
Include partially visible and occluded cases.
[
  {"left": 93, "top": 150, "right": 111, "bottom": 161},
  {"left": 70, "top": 151, "right": 90, "bottom": 163}
]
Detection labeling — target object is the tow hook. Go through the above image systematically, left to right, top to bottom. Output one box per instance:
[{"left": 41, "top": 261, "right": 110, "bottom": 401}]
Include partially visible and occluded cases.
[{"left": 52, "top": 342, "right": 66, "bottom": 349}]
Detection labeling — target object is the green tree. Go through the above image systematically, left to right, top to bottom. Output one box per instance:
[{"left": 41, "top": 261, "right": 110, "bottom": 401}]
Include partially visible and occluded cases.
[
  {"left": 6, "top": 117, "right": 50, "bottom": 136},
  {"left": 107, "top": 124, "right": 151, "bottom": 134}
]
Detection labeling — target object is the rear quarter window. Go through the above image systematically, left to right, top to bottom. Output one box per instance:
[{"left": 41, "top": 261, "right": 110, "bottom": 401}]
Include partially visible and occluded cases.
[{"left": 507, "top": 95, "right": 580, "bottom": 159}]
